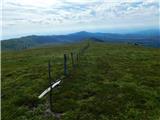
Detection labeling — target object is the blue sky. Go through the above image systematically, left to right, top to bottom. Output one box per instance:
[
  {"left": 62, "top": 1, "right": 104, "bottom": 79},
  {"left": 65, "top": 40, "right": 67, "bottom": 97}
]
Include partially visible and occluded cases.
[{"left": 1, "top": 0, "right": 159, "bottom": 39}]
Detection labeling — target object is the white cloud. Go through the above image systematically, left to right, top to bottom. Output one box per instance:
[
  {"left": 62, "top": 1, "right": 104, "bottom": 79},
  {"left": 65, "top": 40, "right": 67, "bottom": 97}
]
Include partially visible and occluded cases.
[{"left": 1, "top": 0, "right": 159, "bottom": 39}]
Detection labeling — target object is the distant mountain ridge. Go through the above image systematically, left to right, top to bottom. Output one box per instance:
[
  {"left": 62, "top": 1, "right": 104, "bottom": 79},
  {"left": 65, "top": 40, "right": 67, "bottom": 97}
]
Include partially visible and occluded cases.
[{"left": 1, "top": 30, "right": 160, "bottom": 51}]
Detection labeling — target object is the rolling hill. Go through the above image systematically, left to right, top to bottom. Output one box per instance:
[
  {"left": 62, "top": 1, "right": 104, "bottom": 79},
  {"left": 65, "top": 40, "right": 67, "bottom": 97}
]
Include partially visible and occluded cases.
[
  {"left": 1, "top": 29, "right": 160, "bottom": 51},
  {"left": 2, "top": 41, "right": 160, "bottom": 120}
]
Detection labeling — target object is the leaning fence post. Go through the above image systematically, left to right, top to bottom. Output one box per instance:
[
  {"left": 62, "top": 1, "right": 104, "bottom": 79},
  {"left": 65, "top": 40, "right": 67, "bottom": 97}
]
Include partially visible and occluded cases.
[
  {"left": 64, "top": 54, "right": 67, "bottom": 76},
  {"left": 48, "top": 60, "right": 53, "bottom": 112}
]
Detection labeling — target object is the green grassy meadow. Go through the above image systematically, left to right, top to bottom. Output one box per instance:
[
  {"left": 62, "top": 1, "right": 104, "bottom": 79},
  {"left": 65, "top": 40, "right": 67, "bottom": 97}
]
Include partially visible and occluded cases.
[{"left": 2, "top": 41, "right": 160, "bottom": 120}]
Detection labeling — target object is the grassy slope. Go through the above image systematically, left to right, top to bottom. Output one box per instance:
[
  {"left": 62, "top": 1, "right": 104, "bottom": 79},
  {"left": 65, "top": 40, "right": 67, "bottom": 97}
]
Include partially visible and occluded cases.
[{"left": 2, "top": 42, "right": 160, "bottom": 120}]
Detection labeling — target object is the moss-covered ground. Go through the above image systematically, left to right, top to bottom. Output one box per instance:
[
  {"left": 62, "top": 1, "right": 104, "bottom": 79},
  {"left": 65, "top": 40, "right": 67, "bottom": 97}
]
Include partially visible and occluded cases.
[{"left": 2, "top": 42, "right": 160, "bottom": 120}]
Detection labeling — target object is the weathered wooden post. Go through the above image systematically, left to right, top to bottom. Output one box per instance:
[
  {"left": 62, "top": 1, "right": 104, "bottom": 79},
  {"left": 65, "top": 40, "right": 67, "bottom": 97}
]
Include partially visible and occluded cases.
[
  {"left": 71, "top": 52, "right": 74, "bottom": 68},
  {"left": 76, "top": 53, "right": 78, "bottom": 65},
  {"left": 64, "top": 54, "right": 67, "bottom": 76},
  {"left": 48, "top": 60, "right": 53, "bottom": 112}
]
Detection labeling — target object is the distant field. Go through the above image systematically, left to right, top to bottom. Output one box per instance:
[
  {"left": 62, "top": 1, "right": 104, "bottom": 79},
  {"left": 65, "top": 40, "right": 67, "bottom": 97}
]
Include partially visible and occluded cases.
[{"left": 2, "top": 41, "right": 160, "bottom": 120}]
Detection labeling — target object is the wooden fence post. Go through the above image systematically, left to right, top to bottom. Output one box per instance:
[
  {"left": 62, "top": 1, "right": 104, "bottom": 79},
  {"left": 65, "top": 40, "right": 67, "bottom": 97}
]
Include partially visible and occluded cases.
[
  {"left": 71, "top": 52, "right": 74, "bottom": 68},
  {"left": 76, "top": 53, "right": 78, "bottom": 65},
  {"left": 64, "top": 54, "right": 67, "bottom": 76},
  {"left": 48, "top": 60, "right": 53, "bottom": 112}
]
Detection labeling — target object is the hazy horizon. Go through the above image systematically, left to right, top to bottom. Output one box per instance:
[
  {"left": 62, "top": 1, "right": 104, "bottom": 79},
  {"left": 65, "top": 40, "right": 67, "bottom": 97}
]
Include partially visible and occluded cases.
[
  {"left": 1, "top": 0, "right": 159, "bottom": 40},
  {"left": 1, "top": 27, "right": 160, "bottom": 40}
]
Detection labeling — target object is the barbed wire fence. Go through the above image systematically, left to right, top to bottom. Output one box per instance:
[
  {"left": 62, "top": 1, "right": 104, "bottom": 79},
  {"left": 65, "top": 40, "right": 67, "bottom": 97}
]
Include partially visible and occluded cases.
[
  {"left": 3, "top": 42, "right": 90, "bottom": 120},
  {"left": 38, "top": 42, "right": 90, "bottom": 111}
]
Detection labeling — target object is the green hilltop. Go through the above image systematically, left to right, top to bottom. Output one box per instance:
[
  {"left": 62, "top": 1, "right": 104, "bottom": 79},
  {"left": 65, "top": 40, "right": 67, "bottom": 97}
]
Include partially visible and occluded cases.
[{"left": 2, "top": 41, "right": 160, "bottom": 120}]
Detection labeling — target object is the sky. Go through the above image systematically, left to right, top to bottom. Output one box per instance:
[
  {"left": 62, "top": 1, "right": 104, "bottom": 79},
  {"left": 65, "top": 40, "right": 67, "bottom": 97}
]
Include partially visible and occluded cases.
[{"left": 1, "top": 0, "right": 160, "bottom": 39}]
